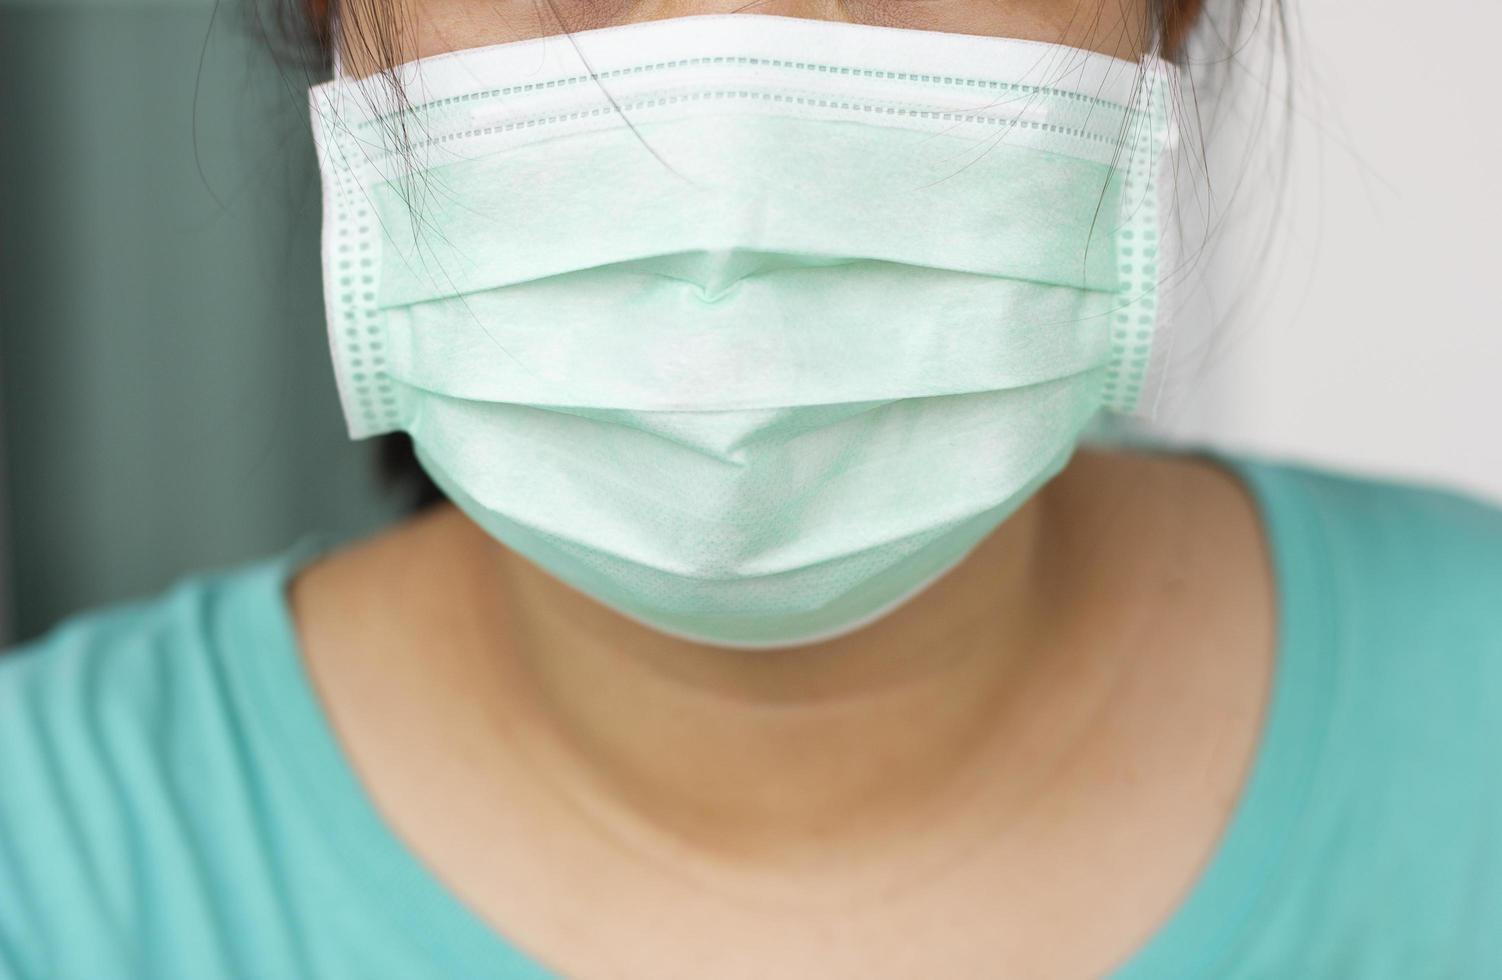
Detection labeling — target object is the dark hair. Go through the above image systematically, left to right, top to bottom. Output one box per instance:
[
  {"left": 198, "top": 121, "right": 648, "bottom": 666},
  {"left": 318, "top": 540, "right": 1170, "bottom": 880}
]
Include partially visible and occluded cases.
[
  {"left": 261, "top": 0, "right": 1290, "bottom": 515},
  {"left": 376, "top": 435, "right": 446, "bottom": 512}
]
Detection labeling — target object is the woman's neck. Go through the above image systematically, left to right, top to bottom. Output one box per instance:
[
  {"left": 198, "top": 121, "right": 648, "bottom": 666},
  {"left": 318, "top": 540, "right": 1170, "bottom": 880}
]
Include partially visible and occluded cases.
[
  {"left": 291, "top": 443, "right": 1276, "bottom": 975},
  {"left": 402, "top": 446, "right": 1181, "bottom": 880}
]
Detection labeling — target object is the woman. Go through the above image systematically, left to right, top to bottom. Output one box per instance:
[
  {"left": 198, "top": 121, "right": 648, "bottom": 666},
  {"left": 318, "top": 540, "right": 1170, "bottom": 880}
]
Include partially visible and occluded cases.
[{"left": 1, "top": 0, "right": 1499, "bottom": 977}]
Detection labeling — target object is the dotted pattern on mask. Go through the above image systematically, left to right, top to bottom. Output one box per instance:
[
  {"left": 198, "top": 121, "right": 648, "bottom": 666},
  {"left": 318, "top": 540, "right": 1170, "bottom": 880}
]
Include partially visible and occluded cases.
[
  {"left": 353, "top": 54, "right": 1133, "bottom": 134},
  {"left": 1100, "top": 78, "right": 1168, "bottom": 414},
  {"left": 363, "top": 87, "right": 1129, "bottom": 166},
  {"left": 322, "top": 115, "right": 403, "bottom": 437}
]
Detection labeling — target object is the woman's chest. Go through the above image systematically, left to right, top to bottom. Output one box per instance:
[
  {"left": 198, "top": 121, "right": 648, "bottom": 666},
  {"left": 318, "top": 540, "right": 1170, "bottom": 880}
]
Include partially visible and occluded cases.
[
  {"left": 377, "top": 694, "right": 1263, "bottom": 980},
  {"left": 440, "top": 827, "right": 1171, "bottom": 980}
]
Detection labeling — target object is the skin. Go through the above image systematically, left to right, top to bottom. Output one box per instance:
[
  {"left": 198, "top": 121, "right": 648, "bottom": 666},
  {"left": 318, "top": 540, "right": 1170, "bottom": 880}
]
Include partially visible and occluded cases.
[{"left": 291, "top": 3, "right": 1276, "bottom": 977}]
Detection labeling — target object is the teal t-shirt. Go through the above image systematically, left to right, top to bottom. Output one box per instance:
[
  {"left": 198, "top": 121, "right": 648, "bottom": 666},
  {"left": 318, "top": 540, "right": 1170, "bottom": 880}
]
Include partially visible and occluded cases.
[{"left": 2, "top": 450, "right": 1501, "bottom": 979}]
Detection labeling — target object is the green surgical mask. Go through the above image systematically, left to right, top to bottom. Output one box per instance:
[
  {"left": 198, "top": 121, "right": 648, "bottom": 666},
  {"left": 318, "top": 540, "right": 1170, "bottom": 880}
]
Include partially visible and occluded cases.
[{"left": 310, "top": 13, "right": 1178, "bottom": 649}]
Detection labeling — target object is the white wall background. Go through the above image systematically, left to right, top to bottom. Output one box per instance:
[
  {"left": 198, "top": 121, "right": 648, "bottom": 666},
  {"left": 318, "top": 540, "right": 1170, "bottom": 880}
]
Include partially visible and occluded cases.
[{"left": 1148, "top": 0, "right": 1502, "bottom": 504}]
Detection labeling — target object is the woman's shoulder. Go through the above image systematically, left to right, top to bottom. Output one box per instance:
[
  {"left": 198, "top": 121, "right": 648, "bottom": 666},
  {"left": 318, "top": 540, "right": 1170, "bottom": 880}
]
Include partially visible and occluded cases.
[
  {"left": 1206, "top": 447, "right": 1502, "bottom": 823},
  {"left": 1133, "top": 448, "right": 1502, "bottom": 972},
  {"left": 1219, "top": 450, "right": 1502, "bottom": 627},
  {"left": 0, "top": 542, "right": 313, "bottom": 803},
  {"left": 0, "top": 543, "right": 323, "bottom": 975},
  {"left": 0, "top": 544, "right": 310, "bottom": 707}
]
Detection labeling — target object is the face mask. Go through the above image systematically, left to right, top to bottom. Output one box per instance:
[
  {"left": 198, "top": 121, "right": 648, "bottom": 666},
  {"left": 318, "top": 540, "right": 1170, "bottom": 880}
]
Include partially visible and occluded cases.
[{"left": 310, "top": 13, "right": 1179, "bottom": 649}]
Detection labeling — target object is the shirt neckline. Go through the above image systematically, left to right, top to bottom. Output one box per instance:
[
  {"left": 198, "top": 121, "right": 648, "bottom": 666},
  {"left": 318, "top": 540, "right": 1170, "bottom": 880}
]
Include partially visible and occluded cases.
[
  {"left": 231, "top": 444, "right": 1337, "bottom": 978},
  {"left": 1102, "top": 445, "right": 1339, "bottom": 977},
  {"left": 231, "top": 533, "right": 563, "bottom": 977}
]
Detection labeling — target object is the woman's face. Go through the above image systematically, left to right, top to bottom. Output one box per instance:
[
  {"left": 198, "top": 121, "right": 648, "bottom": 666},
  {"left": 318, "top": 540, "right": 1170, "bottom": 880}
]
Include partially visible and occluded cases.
[{"left": 340, "top": 0, "right": 1151, "bottom": 77}]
